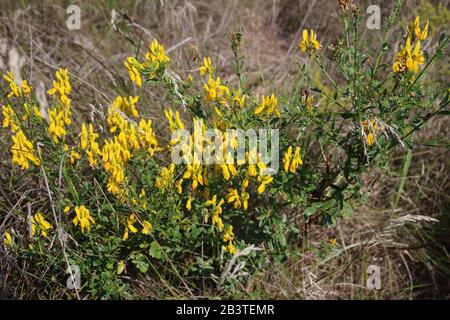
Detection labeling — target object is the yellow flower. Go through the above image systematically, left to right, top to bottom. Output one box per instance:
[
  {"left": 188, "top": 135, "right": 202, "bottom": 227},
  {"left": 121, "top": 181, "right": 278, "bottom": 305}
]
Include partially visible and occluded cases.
[
  {"left": 413, "top": 16, "right": 429, "bottom": 41},
  {"left": 299, "top": 29, "right": 320, "bottom": 53},
  {"left": 393, "top": 36, "right": 424, "bottom": 74},
  {"left": 145, "top": 39, "right": 170, "bottom": 71},
  {"left": 406, "top": 40, "right": 425, "bottom": 73},
  {"left": 124, "top": 56, "right": 143, "bottom": 87},
  {"left": 199, "top": 57, "right": 213, "bottom": 76},
  {"left": 47, "top": 68, "right": 72, "bottom": 107},
  {"left": 47, "top": 68, "right": 72, "bottom": 144},
  {"left": 2, "top": 71, "right": 32, "bottom": 98},
  {"left": 3, "top": 71, "right": 20, "bottom": 98},
  {"left": 204, "top": 76, "right": 230, "bottom": 104},
  {"left": 21, "top": 80, "right": 32, "bottom": 96},
  {"left": 232, "top": 89, "right": 246, "bottom": 108},
  {"left": 254, "top": 93, "right": 280, "bottom": 118},
  {"left": 112, "top": 96, "right": 140, "bottom": 118},
  {"left": 305, "top": 96, "right": 314, "bottom": 113},
  {"left": 22, "top": 103, "right": 43, "bottom": 121},
  {"left": 2, "top": 104, "right": 20, "bottom": 132},
  {"left": 48, "top": 108, "right": 67, "bottom": 144},
  {"left": 164, "top": 109, "right": 185, "bottom": 132},
  {"left": 138, "top": 118, "right": 160, "bottom": 157},
  {"left": 362, "top": 119, "right": 382, "bottom": 146},
  {"left": 79, "top": 123, "right": 101, "bottom": 166},
  {"left": 11, "top": 130, "right": 40, "bottom": 169},
  {"left": 367, "top": 133, "right": 374, "bottom": 146},
  {"left": 102, "top": 140, "right": 126, "bottom": 182},
  {"left": 63, "top": 144, "right": 81, "bottom": 164},
  {"left": 283, "top": 146, "right": 293, "bottom": 173},
  {"left": 284, "top": 146, "right": 303, "bottom": 173},
  {"left": 291, "top": 147, "right": 303, "bottom": 171},
  {"left": 155, "top": 163, "right": 176, "bottom": 190},
  {"left": 183, "top": 164, "right": 204, "bottom": 190},
  {"left": 257, "top": 174, "right": 273, "bottom": 194},
  {"left": 175, "top": 179, "right": 184, "bottom": 194},
  {"left": 226, "top": 187, "right": 249, "bottom": 210},
  {"left": 137, "top": 188, "right": 148, "bottom": 209},
  {"left": 227, "top": 188, "right": 241, "bottom": 208},
  {"left": 186, "top": 193, "right": 192, "bottom": 211},
  {"left": 205, "top": 195, "right": 225, "bottom": 231},
  {"left": 72, "top": 205, "right": 95, "bottom": 233},
  {"left": 31, "top": 212, "right": 52, "bottom": 238},
  {"left": 122, "top": 214, "right": 138, "bottom": 240},
  {"left": 141, "top": 220, "right": 152, "bottom": 235},
  {"left": 223, "top": 225, "right": 235, "bottom": 243},
  {"left": 122, "top": 228, "right": 129, "bottom": 241},
  {"left": 4, "top": 230, "right": 13, "bottom": 246},
  {"left": 224, "top": 240, "right": 236, "bottom": 255}
]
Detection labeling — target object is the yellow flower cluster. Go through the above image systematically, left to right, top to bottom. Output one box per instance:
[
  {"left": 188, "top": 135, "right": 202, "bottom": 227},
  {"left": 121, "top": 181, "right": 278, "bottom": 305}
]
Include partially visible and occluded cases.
[
  {"left": 412, "top": 16, "right": 429, "bottom": 42},
  {"left": 393, "top": 17, "right": 428, "bottom": 74},
  {"left": 299, "top": 29, "right": 320, "bottom": 53},
  {"left": 124, "top": 39, "right": 169, "bottom": 87},
  {"left": 146, "top": 39, "right": 170, "bottom": 70},
  {"left": 124, "top": 57, "right": 144, "bottom": 87},
  {"left": 199, "top": 57, "right": 213, "bottom": 76},
  {"left": 47, "top": 68, "right": 72, "bottom": 144},
  {"left": 2, "top": 71, "right": 32, "bottom": 98},
  {"left": 1, "top": 73, "right": 41, "bottom": 170},
  {"left": 232, "top": 89, "right": 246, "bottom": 109},
  {"left": 254, "top": 94, "right": 280, "bottom": 118},
  {"left": 304, "top": 95, "right": 314, "bottom": 113},
  {"left": 112, "top": 96, "right": 140, "bottom": 118},
  {"left": 101, "top": 98, "right": 161, "bottom": 199},
  {"left": 2, "top": 99, "right": 41, "bottom": 170},
  {"left": 23, "top": 103, "right": 43, "bottom": 121},
  {"left": 2, "top": 104, "right": 20, "bottom": 132},
  {"left": 164, "top": 108, "right": 185, "bottom": 132},
  {"left": 139, "top": 118, "right": 160, "bottom": 157},
  {"left": 362, "top": 119, "right": 383, "bottom": 146},
  {"left": 80, "top": 123, "right": 101, "bottom": 166},
  {"left": 11, "top": 129, "right": 41, "bottom": 169},
  {"left": 102, "top": 136, "right": 132, "bottom": 198},
  {"left": 283, "top": 146, "right": 303, "bottom": 174},
  {"left": 155, "top": 163, "right": 176, "bottom": 190},
  {"left": 183, "top": 164, "right": 207, "bottom": 190},
  {"left": 226, "top": 184, "right": 249, "bottom": 210},
  {"left": 205, "top": 195, "right": 225, "bottom": 231},
  {"left": 123, "top": 213, "right": 152, "bottom": 241},
  {"left": 222, "top": 225, "right": 236, "bottom": 255},
  {"left": 4, "top": 230, "right": 13, "bottom": 246}
]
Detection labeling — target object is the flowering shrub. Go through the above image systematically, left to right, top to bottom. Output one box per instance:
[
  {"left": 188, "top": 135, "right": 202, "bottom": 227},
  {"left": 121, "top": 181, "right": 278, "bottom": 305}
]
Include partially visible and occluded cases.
[{"left": 1, "top": 1, "right": 448, "bottom": 298}]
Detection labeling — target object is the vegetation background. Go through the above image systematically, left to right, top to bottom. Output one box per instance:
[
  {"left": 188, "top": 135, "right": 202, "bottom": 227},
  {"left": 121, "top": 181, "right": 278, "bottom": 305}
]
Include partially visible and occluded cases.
[{"left": 0, "top": 0, "right": 449, "bottom": 299}]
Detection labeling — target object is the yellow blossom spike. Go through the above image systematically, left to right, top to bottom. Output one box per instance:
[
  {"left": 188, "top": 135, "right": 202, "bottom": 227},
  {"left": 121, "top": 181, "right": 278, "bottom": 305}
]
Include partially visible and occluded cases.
[
  {"left": 72, "top": 205, "right": 95, "bottom": 233},
  {"left": 141, "top": 221, "right": 152, "bottom": 235},
  {"left": 4, "top": 230, "right": 13, "bottom": 246}
]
